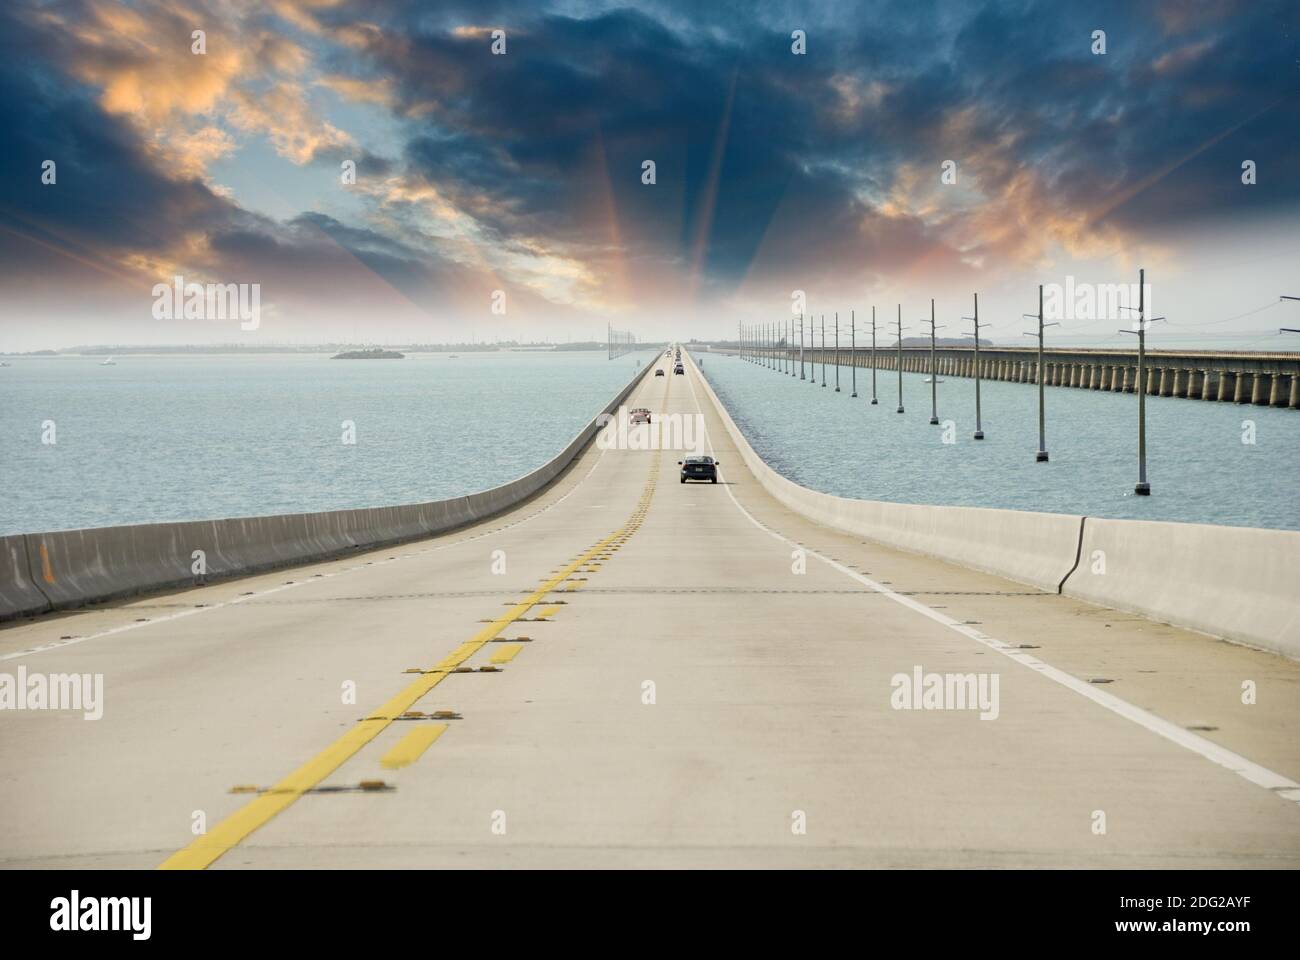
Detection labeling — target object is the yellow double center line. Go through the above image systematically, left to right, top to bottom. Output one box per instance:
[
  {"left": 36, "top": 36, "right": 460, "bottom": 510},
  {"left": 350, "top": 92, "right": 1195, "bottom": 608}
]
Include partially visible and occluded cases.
[
  {"left": 163, "top": 374, "right": 668, "bottom": 870},
  {"left": 159, "top": 528, "right": 626, "bottom": 870}
]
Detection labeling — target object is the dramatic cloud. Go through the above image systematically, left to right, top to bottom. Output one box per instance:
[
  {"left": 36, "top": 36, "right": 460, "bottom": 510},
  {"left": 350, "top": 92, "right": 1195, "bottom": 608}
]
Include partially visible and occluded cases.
[{"left": 1, "top": 0, "right": 1296, "bottom": 348}]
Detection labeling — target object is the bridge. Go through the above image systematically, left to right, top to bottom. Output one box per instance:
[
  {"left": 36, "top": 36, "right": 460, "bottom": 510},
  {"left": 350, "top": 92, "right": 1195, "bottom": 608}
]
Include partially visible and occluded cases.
[
  {"left": 720, "top": 344, "right": 1300, "bottom": 407},
  {"left": 1, "top": 353, "right": 1297, "bottom": 868}
]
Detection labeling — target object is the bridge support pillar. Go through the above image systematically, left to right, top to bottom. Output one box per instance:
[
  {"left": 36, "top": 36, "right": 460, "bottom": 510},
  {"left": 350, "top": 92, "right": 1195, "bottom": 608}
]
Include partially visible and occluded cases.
[
  {"left": 1172, "top": 368, "right": 1187, "bottom": 398},
  {"left": 1234, "top": 373, "right": 1250, "bottom": 403},
  {"left": 1253, "top": 373, "right": 1273, "bottom": 406},
  {"left": 1270, "top": 374, "right": 1290, "bottom": 407}
]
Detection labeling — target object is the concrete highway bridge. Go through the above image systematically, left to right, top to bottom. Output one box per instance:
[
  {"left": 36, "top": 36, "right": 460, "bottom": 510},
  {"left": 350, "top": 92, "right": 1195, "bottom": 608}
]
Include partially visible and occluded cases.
[
  {"left": 723, "top": 344, "right": 1300, "bottom": 408},
  {"left": 1, "top": 353, "right": 1297, "bottom": 868}
]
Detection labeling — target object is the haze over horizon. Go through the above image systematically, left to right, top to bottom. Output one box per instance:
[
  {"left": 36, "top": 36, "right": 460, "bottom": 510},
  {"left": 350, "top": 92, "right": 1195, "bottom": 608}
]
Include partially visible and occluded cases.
[{"left": 2, "top": 0, "right": 1298, "bottom": 352}]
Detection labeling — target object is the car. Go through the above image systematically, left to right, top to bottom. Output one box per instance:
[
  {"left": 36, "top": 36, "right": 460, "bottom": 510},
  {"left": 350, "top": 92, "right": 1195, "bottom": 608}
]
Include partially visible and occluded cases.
[
  {"left": 674, "top": 366, "right": 684, "bottom": 375},
  {"left": 655, "top": 368, "right": 665, "bottom": 377},
  {"left": 630, "top": 407, "right": 651, "bottom": 425},
  {"left": 679, "top": 456, "right": 719, "bottom": 483}
]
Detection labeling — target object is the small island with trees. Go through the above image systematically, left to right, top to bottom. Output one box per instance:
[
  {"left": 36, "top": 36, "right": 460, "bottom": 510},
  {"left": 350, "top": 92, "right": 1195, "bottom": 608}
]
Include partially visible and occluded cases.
[{"left": 330, "top": 348, "right": 405, "bottom": 360}]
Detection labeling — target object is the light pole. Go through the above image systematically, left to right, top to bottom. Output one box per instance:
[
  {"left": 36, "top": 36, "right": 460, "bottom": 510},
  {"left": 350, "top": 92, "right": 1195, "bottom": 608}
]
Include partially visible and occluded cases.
[
  {"left": 1118, "top": 268, "right": 1164, "bottom": 495},
  {"left": 1023, "top": 284, "right": 1059, "bottom": 463},
  {"left": 961, "top": 293, "right": 987, "bottom": 440},
  {"left": 895, "top": 304, "right": 907, "bottom": 413}
]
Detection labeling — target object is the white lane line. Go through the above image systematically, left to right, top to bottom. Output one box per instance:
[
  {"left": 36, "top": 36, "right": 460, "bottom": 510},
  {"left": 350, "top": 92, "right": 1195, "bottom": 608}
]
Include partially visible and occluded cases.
[
  {"left": 682, "top": 357, "right": 1300, "bottom": 805},
  {"left": 1, "top": 428, "right": 621, "bottom": 663}
]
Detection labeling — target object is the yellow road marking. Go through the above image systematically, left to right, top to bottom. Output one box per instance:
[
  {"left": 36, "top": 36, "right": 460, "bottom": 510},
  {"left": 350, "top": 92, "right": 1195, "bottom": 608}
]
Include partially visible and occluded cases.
[
  {"left": 160, "top": 529, "right": 622, "bottom": 870},
  {"left": 536, "top": 605, "right": 562, "bottom": 619},
  {"left": 489, "top": 643, "right": 524, "bottom": 664},
  {"left": 380, "top": 724, "right": 449, "bottom": 769}
]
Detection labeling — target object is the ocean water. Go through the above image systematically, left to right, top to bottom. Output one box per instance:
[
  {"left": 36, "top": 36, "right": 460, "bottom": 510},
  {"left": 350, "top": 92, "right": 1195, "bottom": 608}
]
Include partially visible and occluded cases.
[
  {"left": 0, "top": 351, "right": 655, "bottom": 534},
  {"left": 701, "top": 353, "right": 1300, "bottom": 531}
]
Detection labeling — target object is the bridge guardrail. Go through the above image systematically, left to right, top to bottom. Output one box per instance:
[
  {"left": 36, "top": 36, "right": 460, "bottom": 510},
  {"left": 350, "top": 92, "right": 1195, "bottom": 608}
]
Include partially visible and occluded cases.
[
  {"left": 691, "top": 352, "right": 1300, "bottom": 659},
  {"left": 0, "top": 360, "right": 654, "bottom": 622}
]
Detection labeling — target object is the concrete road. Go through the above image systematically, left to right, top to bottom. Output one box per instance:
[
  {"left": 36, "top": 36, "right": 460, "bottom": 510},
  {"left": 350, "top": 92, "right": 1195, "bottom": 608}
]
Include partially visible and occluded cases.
[{"left": 2, "top": 354, "right": 1298, "bottom": 868}]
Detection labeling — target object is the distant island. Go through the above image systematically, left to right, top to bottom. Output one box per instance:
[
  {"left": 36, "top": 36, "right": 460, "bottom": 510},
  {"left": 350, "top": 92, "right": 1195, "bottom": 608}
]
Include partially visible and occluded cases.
[{"left": 331, "top": 348, "right": 405, "bottom": 360}]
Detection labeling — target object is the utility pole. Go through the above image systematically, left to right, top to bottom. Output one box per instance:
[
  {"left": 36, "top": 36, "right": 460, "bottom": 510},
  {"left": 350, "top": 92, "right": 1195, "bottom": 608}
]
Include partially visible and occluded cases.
[
  {"left": 1119, "top": 268, "right": 1163, "bottom": 495},
  {"left": 1023, "top": 285, "right": 1058, "bottom": 462},
  {"left": 961, "top": 293, "right": 987, "bottom": 439},
  {"left": 1281, "top": 294, "right": 1300, "bottom": 332},
  {"left": 924, "top": 298, "right": 943, "bottom": 425},
  {"left": 895, "top": 304, "right": 907, "bottom": 413},
  {"left": 870, "top": 306, "right": 878, "bottom": 404},
  {"left": 850, "top": 310, "right": 857, "bottom": 397},
  {"left": 790, "top": 312, "right": 800, "bottom": 374},
  {"left": 834, "top": 312, "right": 841, "bottom": 392},
  {"left": 821, "top": 315, "right": 827, "bottom": 387}
]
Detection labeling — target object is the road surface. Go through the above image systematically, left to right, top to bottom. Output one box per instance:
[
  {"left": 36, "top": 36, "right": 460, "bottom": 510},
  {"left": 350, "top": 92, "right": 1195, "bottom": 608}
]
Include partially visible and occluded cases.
[{"left": 2, "top": 354, "right": 1297, "bottom": 868}]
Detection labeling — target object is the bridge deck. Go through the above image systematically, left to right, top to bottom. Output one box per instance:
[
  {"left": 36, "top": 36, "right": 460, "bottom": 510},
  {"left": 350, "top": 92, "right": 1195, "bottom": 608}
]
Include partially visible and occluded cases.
[{"left": 2, "top": 356, "right": 1297, "bottom": 868}]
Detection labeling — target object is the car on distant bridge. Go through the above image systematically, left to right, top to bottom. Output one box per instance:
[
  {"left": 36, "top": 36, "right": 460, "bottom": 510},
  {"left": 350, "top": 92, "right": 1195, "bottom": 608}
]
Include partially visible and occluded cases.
[
  {"left": 674, "top": 364, "right": 684, "bottom": 375},
  {"left": 655, "top": 368, "right": 665, "bottom": 377},
  {"left": 630, "top": 407, "right": 652, "bottom": 425},
  {"left": 679, "top": 456, "right": 718, "bottom": 484}
]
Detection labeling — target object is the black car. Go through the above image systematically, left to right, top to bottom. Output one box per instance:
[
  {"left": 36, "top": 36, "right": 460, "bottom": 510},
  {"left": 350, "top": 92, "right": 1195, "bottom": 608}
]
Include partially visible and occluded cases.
[{"left": 679, "top": 456, "right": 719, "bottom": 483}]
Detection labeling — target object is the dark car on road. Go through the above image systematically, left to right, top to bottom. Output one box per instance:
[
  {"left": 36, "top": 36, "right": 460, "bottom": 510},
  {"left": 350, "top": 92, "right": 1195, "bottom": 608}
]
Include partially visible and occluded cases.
[{"left": 679, "top": 456, "right": 718, "bottom": 483}]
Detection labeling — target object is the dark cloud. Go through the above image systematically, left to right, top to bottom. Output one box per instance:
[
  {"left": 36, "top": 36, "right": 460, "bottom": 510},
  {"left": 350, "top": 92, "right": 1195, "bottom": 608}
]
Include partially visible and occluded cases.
[{"left": 1, "top": 0, "right": 1297, "bottom": 329}]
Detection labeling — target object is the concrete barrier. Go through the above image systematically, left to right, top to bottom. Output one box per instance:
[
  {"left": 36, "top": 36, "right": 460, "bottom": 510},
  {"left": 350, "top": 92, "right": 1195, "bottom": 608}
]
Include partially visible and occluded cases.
[
  {"left": 693, "top": 353, "right": 1300, "bottom": 658},
  {"left": 691, "top": 354, "right": 1081, "bottom": 592},
  {"left": 1, "top": 362, "right": 652, "bottom": 622},
  {"left": 1063, "top": 518, "right": 1300, "bottom": 658},
  {"left": 0, "top": 536, "right": 49, "bottom": 619}
]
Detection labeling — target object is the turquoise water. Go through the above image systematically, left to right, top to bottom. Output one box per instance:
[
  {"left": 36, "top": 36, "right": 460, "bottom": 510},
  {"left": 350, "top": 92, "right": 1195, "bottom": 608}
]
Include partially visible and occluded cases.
[
  {"left": 0, "top": 351, "right": 655, "bottom": 534},
  {"left": 701, "top": 353, "right": 1300, "bottom": 530}
]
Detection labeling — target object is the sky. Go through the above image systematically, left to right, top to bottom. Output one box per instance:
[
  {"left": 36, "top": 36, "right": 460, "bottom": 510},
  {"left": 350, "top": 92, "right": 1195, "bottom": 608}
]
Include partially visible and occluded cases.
[{"left": 1, "top": 0, "right": 1298, "bottom": 351}]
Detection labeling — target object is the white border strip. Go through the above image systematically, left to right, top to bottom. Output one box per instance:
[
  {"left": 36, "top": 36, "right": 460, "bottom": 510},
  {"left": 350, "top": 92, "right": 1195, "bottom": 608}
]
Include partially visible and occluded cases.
[{"left": 683, "top": 354, "right": 1300, "bottom": 805}]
